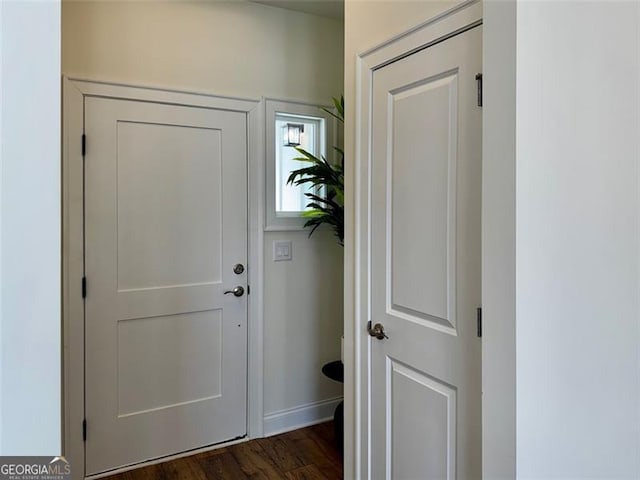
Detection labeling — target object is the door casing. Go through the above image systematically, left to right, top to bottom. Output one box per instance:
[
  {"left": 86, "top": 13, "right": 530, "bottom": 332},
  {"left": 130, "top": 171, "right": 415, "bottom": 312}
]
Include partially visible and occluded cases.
[
  {"left": 348, "top": 1, "right": 483, "bottom": 478},
  {"left": 62, "top": 78, "right": 265, "bottom": 480}
]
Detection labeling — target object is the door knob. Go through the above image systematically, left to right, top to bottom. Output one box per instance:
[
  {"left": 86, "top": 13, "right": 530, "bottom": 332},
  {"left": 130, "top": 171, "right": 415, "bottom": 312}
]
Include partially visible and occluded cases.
[
  {"left": 224, "top": 286, "right": 245, "bottom": 297},
  {"left": 367, "top": 321, "right": 388, "bottom": 340}
]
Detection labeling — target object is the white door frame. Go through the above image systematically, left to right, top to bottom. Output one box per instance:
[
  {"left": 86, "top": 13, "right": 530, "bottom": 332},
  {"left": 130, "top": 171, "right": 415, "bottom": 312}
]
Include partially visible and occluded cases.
[
  {"left": 347, "top": 2, "right": 482, "bottom": 478},
  {"left": 62, "top": 78, "right": 265, "bottom": 479}
]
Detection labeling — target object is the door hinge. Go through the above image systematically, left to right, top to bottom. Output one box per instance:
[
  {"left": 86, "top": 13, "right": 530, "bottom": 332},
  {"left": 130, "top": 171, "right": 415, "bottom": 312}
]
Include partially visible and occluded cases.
[
  {"left": 475, "top": 73, "right": 483, "bottom": 107},
  {"left": 81, "top": 134, "right": 86, "bottom": 156},
  {"left": 82, "top": 277, "right": 87, "bottom": 299},
  {"left": 247, "top": 285, "right": 251, "bottom": 295},
  {"left": 477, "top": 307, "right": 482, "bottom": 338},
  {"left": 82, "top": 419, "right": 87, "bottom": 442}
]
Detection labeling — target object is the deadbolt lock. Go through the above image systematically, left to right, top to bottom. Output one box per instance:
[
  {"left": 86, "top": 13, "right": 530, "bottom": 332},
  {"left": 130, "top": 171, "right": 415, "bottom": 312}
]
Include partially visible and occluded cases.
[{"left": 233, "top": 263, "right": 245, "bottom": 275}]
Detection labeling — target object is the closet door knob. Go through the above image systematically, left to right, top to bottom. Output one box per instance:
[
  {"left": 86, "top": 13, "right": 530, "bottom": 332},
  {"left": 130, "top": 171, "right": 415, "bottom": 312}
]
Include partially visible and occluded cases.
[{"left": 367, "top": 321, "right": 388, "bottom": 340}]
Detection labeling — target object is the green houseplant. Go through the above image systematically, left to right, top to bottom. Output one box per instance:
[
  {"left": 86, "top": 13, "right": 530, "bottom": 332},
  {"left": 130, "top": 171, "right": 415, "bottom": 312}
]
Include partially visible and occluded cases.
[{"left": 287, "top": 96, "right": 344, "bottom": 245}]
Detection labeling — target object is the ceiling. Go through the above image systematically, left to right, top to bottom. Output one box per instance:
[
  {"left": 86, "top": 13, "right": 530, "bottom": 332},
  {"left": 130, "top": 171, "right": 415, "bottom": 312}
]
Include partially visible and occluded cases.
[{"left": 251, "top": 0, "right": 344, "bottom": 20}]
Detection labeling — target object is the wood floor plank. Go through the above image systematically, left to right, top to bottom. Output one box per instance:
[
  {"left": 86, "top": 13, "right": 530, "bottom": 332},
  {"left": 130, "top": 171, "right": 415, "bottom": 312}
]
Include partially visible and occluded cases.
[
  {"left": 100, "top": 421, "right": 342, "bottom": 480},
  {"left": 303, "top": 426, "right": 342, "bottom": 468},
  {"left": 255, "top": 437, "right": 306, "bottom": 472},
  {"left": 286, "top": 437, "right": 327, "bottom": 467},
  {"left": 230, "top": 440, "right": 285, "bottom": 478},
  {"left": 199, "top": 451, "right": 248, "bottom": 480},
  {"left": 161, "top": 457, "right": 207, "bottom": 480},
  {"left": 284, "top": 464, "right": 331, "bottom": 480},
  {"left": 315, "top": 464, "right": 342, "bottom": 480}
]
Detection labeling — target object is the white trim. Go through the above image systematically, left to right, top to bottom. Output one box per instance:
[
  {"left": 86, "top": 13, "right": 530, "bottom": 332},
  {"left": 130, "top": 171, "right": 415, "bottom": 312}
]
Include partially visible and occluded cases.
[
  {"left": 348, "top": 1, "right": 482, "bottom": 479},
  {"left": 360, "top": 1, "right": 482, "bottom": 65},
  {"left": 481, "top": 1, "right": 517, "bottom": 476},
  {"left": 62, "top": 77, "right": 85, "bottom": 480},
  {"left": 65, "top": 77, "right": 260, "bottom": 110},
  {"left": 62, "top": 78, "right": 264, "bottom": 479},
  {"left": 263, "top": 96, "right": 336, "bottom": 109},
  {"left": 247, "top": 97, "right": 266, "bottom": 440},
  {"left": 264, "top": 97, "right": 337, "bottom": 231},
  {"left": 263, "top": 397, "right": 343, "bottom": 437}
]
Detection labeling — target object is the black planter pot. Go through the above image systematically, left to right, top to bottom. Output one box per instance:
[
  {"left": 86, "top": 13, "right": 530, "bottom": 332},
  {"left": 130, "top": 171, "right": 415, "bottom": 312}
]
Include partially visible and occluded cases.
[{"left": 322, "top": 360, "right": 344, "bottom": 458}]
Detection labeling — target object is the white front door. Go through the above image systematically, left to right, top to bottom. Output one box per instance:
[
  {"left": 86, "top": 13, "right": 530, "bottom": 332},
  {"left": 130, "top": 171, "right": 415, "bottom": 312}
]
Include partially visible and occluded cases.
[
  {"left": 369, "top": 26, "right": 482, "bottom": 479},
  {"left": 84, "top": 97, "right": 248, "bottom": 475}
]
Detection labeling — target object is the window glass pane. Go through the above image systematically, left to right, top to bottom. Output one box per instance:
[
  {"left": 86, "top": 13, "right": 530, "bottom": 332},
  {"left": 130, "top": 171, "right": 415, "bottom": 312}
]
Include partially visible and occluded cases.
[{"left": 275, "top": 113, "right": 325, "bottom": 215}]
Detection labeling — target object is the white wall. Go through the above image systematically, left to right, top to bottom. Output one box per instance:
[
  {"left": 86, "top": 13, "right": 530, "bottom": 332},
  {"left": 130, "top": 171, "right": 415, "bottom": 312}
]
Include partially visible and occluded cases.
[
  {"left": 0, "top": 0, "right": 61, "bottom": 454},
  {"left": 63, "top": 0, "right": 344, "bottom": 434},
  {"left": 63, "top": 0, "right": 342, "bottom": 102},
  {"left": 0, "top": 1, "right": 4, "bottom": 453},
  {"left": 514, "top": 2, "right": 639, "bottom": 477},
  {"left": 263, "top": 231, "right": 343, "bottom": 433}
]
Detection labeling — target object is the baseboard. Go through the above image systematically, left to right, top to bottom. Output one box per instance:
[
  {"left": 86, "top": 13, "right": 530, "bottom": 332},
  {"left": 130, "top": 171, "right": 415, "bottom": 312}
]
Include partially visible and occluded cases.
[{"left": 263, "top": 396, "right": 343, "bottom": 437}]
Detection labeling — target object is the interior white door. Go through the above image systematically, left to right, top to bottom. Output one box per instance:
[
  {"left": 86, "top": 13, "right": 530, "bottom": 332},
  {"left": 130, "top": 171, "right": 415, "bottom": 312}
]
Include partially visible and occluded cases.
[
  {"left": 369, "top": 26, "right": 482, "bottom": 479},
  {"left": 84, "top": 97, "right": 248, "bottom": 475}
]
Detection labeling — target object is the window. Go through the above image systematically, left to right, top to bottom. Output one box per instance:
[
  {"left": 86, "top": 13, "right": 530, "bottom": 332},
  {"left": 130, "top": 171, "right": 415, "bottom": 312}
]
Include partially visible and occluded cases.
[
  {"left": 265, "top": 99, "right": 334, "bottom": 230},
  {"left": 275, "top": 113, "right": 325, "bottom": 214}
]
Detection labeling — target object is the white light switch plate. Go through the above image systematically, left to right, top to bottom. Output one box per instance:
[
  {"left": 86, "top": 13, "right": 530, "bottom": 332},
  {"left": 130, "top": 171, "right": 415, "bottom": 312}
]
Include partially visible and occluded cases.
[{"left": 273, "top": 240, "right": 292, "bottom": 261}]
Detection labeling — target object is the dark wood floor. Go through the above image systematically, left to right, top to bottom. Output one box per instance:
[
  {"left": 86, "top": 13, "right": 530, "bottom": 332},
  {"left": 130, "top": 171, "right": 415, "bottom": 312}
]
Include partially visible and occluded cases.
[{"left": 102, "top": 421, "right": 342, "bottom": 480}]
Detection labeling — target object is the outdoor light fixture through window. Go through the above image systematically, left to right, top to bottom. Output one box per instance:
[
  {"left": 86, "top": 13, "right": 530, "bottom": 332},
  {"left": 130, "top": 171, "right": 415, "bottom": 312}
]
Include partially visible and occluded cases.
[
  {"left": 267, "top": 100, "right": 332, "bottom": 229},
  {"left": 283, "top": 123, "right": 304, "bottom": 147}
]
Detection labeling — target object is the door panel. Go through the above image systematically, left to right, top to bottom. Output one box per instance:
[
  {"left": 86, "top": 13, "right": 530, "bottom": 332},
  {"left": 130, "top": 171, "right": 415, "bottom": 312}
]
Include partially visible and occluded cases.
[
  {"left": 370, "top": 26, "right": 482, "bottom": 479},
  {"left": 389, "top": 72, "right": 458, "bottom": 331},
  {"left": 84, "top": 97, "right": 248, "bottom": 475},
  {"left": 115, "top": 121, "right": 223, "bottom": 290},
  {"left": 116, "top": 310, "right": 223, "bottom": 417},
  {"left": 389, "top": 360, "right": 456, "bottom": 480}
]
